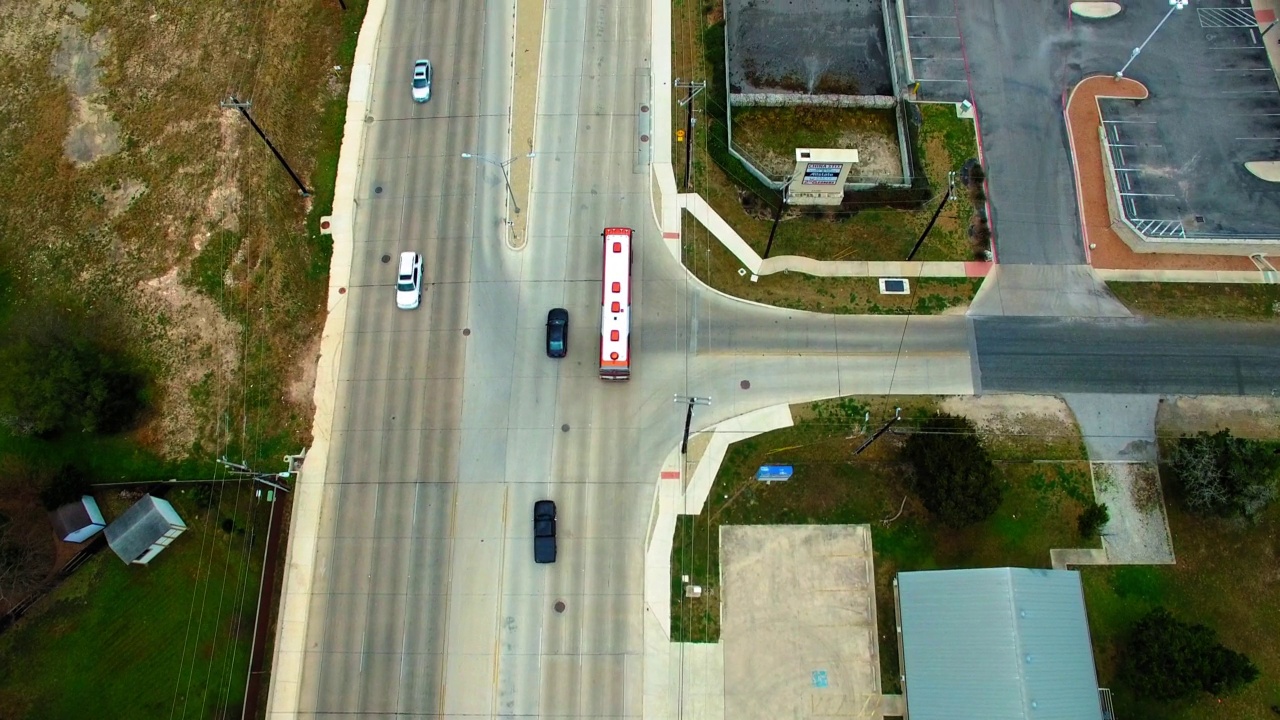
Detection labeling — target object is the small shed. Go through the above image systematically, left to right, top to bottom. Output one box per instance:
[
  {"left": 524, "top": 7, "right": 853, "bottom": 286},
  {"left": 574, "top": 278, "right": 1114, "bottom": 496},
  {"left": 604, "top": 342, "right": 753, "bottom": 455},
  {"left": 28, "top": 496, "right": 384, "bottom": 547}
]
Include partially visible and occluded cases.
[
  {"left": 105, "top": 494, "right": 187, "bottom": 565},
  {"left": 50, "top": 495, "right": 107, "bottom": 543},
  {"left": 895, "top": 567, "right": 1104, "bottom": 720}
]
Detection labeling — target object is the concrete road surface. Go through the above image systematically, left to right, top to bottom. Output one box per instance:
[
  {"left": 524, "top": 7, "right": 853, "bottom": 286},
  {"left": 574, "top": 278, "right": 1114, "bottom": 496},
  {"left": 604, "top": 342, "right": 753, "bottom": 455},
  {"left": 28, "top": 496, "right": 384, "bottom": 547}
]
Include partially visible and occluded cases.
[{"left": 287, "top": 1, "right": 1280, "bottom": 718}]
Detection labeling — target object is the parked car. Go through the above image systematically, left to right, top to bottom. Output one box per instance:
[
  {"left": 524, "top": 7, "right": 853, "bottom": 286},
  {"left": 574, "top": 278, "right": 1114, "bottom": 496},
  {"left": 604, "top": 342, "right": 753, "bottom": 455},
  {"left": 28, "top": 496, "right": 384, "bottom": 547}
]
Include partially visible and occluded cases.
[
  {"left": 411, "top": 59, "right": 432, "bottom": 102},
  {"left": 395, "top": 251, "right": 423, "bottom": 309},
  {"left": 545, "top": 308, "right": 568, "bottom": 358},
  {"left": 533, "top": 500, "right": 557, "bottom": 564}
]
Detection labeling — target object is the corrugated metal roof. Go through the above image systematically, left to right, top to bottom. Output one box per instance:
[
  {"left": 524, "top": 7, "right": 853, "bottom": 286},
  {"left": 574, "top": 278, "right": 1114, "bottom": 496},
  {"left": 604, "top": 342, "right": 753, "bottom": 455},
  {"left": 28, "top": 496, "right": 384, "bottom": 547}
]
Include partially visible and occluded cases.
[
  {"left": 105, "top": 495, "right": 184, "bottom": 563},
  {"left": 897, "top": 568, "right": 1102, "bottom": 720}
]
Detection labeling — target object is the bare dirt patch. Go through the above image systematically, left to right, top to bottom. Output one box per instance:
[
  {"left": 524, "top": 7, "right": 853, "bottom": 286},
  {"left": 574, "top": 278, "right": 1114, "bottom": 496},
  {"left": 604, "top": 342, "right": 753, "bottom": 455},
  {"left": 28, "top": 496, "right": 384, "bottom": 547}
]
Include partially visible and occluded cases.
[
  {"left": 49, "top": 22, "right": 121, "bottom": 165},
  {"left": 135, "top": 268, "right": 242, "bottom": 456},
  {"left": 940, "top": 394, "right": 1074, "bottom": 435},
  {"left": 1156, "top": 396, "right": 1280, "bottom": 440}
]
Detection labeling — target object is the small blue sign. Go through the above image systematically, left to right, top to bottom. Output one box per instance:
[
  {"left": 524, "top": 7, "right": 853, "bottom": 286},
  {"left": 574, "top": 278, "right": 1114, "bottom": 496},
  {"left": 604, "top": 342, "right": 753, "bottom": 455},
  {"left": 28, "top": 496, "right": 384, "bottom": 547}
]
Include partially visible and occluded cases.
[
  {"left": 756, "top": 465, "right": 794, "bottom": 482},
  {"left": 812, "top": 670, "right": 828, "bottom": 688}
]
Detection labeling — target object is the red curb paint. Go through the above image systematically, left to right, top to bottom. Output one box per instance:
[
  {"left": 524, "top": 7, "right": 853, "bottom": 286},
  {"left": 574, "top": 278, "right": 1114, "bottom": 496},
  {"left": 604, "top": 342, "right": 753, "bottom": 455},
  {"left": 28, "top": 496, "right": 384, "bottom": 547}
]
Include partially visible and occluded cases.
[
  {"left": 1257, "top": 8, "right": 1276, "bottom": 23},
  {"left": 662, "top": 231, "right": 680, "bottom": 239},
  {"left": 964, "top": 261, "right": 993, "bottom": 277},
  {"left": 660, "top": 471, "right": 680, "bottom": 480}
]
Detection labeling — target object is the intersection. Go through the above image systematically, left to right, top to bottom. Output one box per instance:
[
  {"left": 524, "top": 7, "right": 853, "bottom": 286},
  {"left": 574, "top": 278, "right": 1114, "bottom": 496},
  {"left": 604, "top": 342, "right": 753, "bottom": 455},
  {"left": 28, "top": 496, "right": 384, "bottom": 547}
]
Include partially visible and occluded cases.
[{"left": 267, "top": 0, "right": 1280, "bottom": 718}]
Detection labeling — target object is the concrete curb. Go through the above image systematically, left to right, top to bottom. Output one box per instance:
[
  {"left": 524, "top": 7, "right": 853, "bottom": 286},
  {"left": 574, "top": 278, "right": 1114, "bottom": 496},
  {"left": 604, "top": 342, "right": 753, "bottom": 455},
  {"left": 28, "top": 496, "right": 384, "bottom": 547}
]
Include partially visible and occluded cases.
[{"left": 265, "top": 0, "right": 387, "bottom": 715}]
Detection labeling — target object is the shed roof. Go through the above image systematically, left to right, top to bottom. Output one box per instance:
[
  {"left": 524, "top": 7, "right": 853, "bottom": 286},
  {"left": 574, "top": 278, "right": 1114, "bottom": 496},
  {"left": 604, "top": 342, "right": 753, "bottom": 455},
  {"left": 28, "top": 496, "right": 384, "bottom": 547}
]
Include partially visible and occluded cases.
[
  {"left": 50, "top": 495, "right": 106, "bottom": 538},
  {"left": 105, "top": 495, "right": 186, "bottom": 563},
  {"left": 897, "top": 568, "right": 1102, "bottom": 720}
]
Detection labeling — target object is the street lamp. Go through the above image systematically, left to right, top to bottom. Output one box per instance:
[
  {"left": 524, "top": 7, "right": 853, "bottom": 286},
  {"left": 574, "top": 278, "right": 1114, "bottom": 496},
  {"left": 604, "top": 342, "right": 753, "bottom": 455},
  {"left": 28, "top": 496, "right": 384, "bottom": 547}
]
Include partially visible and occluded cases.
[
  {"left": 1115, "top": 0, "right": 1187, "bottom": 80},
  {"left": 460, "top": 151, "right": 536, "bottom": 214}
]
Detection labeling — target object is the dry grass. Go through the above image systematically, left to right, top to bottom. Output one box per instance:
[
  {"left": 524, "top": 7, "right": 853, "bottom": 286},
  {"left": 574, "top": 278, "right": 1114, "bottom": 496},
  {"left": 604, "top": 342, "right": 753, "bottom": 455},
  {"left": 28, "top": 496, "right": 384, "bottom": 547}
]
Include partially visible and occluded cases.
[{"left": 0, "top": 0, "right": 362, "bottom": 463}]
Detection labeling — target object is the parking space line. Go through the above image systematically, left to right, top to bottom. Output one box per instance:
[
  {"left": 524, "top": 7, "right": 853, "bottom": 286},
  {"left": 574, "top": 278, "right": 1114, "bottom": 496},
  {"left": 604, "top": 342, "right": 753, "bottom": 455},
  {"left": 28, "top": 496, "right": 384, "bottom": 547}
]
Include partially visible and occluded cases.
[
  {"left": 1197, "top": 7, "right": 1257, "bottom": 28},
  {"left": 909, "top": 35, "right": 960, "bottom": 39},
  {"left": 913, "top": 57, "right": 965, "bottom": 61},
  {"left": 1214, "top": 67, "right": 1273, "bottom": 72},
  {"left": 915, "top": 78, "right": 968, "bottom": 83},
  {"left": 1220, "top": 89, "right": 1280, "bottom": 94},
  {"left": 1103, "top": 119, "right": 1158, "bottom": 124},
  {"left": 1235, "top": 136, "right": 1280, "bottom": 140},
  {"left": 1120, "top": 192, "right": 1178, "bottom": 197}
]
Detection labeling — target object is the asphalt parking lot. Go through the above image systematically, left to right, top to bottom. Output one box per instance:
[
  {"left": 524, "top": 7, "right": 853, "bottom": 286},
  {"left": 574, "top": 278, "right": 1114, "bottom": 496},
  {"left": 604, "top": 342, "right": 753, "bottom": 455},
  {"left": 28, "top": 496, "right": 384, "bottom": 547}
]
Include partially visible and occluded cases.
[
  {"left": 896, "top": 0, "right": 971, "bottom": 103},
  {"left": 1099, "top": 0, "right": 1280, "bottom": 242}
]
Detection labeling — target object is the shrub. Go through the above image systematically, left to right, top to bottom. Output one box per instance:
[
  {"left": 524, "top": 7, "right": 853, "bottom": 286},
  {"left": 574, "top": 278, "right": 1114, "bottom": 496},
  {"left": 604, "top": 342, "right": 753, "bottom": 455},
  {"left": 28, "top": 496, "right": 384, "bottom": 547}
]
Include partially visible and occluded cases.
[
  {"left": 902, "top": 413, "right": 1002, "bottom": 527},
  {"left": 1169, "top": 430, "right": 1280, "bottom": 518},
  {"left": 38, "top": 465, "right": 93, "bottom": 512},
  {"left": 1077, "top": 501, "right": 1110, "bottom": 538},
  {"left": 1124, "top": 607, "right": 1259, "bottom": 700}
]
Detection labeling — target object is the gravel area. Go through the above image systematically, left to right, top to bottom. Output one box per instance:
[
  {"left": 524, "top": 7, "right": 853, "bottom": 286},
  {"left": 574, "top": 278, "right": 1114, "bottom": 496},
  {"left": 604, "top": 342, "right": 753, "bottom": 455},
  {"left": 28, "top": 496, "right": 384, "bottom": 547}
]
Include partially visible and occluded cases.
[{"left": 1092, "top": 462, "right": 1174, "bottom": 564}]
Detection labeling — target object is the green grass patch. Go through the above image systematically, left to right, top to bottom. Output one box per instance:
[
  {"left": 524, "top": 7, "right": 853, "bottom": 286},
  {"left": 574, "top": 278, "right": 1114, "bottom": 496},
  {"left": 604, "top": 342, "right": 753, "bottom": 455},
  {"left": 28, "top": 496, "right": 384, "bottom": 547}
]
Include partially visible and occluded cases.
[
  {"left": 682, "top": 213, "right": 981, "bottom": 314},
  {"left": 1108, "top": 282, "right": 1280, "bottom": 321},
  {"left": 670, "top": 396, "right": 1094, "bottom": 695},
  {"left": 0, "top": 486, "right": 267, "bottom": 718},
  {"left": 1082, "top": 501, "right": 1280, "bottom": 719}
]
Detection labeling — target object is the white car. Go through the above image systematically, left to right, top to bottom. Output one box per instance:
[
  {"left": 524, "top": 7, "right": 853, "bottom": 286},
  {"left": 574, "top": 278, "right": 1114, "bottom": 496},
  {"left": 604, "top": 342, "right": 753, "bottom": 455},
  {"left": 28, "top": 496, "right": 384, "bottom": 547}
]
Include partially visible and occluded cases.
[
  {"left": 411, "top": 59, "right": 432, "bottom": 103},
  {"left": 395, "top": 251, "right": 423, "bottom": 310}
]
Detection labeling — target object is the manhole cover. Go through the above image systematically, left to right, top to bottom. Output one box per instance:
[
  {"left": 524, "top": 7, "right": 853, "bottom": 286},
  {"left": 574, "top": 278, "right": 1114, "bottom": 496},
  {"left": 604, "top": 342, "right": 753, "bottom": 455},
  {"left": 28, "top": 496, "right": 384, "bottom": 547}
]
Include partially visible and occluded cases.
[
  {"left": 641, "top": 104, "right": 649, "bottom": 112},
  {"left": 640, "top": 134, "right": 649, "bottom": 142},
  {"left": 374, "top": 185, "right": 383, "bottom": 194},
  {"left": 320, "top": 220, "right": 331, "bottom": 230},
  {"left": 381, "top": 254, "right": 391, "bottom": 263},
  {"left": 338, "top": 287, "right": 346, "bottom": 294},
  {"left": 462, "top": 328, "right": 471, "bottom": 336},
  {"left": 740, "top": 380, "right": 751, "bottom": 390},
  {"left": 561, "top": 424, "right": 570, "bottom": 432},
  {"left": 554, "top": 601, "right": 566, "bottom": 613}
]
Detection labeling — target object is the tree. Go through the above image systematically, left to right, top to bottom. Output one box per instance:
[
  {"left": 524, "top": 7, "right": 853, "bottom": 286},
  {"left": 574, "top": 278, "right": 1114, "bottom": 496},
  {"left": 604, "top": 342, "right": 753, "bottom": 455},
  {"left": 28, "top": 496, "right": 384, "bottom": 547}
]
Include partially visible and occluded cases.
[
  {"left": 0, "top": 326, "right": 149, "bottom": 437},
  {"left": 902, "top": 413, "right": 1002, "bottom": 527},
  {"left": 1169, "top": 430, "right": 1280, "bottom": 519},
  {"left": 38, "top": 465, "right": 93, "bottom": 511},
  {"left": 1077, "top": 501, "right": 1110, "bottom": 538},
  {"left": 0, "top": 523, "right": 53, "bottom": 605},
  {"left": 1124, "top": 607, "right": 1259, "bottom": 700}
]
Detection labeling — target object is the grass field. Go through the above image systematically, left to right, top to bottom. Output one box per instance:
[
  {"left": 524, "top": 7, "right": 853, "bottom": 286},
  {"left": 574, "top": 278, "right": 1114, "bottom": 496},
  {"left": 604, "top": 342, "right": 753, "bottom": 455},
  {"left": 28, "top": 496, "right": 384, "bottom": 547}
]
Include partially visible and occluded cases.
[
  {"left": 0, "top": 0, "right": 364, "bottom": 711},
  {"left": 0, "top": 0, "right": 364, "bottom": 464},
  {"left": 1108, "top": 282, "right": 1280, "bottom": 321},
  {"left": 671, "top": 394, "right": 1280, "bottom": 716},
  {"left": 669, "top": 396, "right": 1095, "bottom": 692},
  {"left": 0, "top": 486, "right": 269, "bottom": 718}
]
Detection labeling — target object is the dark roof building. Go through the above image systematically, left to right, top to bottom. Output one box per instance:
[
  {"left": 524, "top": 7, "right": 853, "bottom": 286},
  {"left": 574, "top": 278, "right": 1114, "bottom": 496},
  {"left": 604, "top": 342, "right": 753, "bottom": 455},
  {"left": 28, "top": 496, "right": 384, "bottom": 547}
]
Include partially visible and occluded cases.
[{"left": 50, "top": 495, "right": 107, "bottom": 543}]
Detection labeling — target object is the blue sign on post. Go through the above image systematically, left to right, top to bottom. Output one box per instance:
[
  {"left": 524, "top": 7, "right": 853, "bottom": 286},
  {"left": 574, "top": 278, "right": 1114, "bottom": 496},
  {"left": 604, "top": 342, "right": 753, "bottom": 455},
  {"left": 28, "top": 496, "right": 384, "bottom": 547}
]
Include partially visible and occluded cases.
[{"left": 756, "top": 465, "right": 794, "bottom": 482}]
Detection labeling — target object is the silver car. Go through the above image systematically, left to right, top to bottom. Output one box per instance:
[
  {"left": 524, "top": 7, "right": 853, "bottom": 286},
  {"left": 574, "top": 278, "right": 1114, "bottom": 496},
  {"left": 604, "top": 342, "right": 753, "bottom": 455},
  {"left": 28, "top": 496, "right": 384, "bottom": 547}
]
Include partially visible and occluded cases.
[{"left": 411, "top": 59, "right": 432, "bottom": 103}]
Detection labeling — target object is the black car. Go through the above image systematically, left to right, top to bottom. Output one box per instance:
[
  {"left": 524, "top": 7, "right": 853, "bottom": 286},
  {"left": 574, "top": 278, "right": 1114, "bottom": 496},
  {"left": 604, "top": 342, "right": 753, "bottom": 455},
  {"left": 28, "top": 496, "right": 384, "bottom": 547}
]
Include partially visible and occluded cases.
[
  {"left": 545, "top": 308, "right": 569, "bottom": 358},
  {"left": 533, "top": 499, "right": 557, "bottom": 564}
]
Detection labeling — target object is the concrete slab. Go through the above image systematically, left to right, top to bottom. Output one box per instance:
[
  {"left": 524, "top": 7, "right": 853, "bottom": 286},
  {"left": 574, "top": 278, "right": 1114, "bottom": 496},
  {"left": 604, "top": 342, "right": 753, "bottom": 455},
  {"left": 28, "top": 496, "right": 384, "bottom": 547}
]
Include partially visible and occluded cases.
[
  {"left": 1070, "top": 2, "right": 1121, "bottom": 19},
  {"left": 967, "top": 265, "right": 1132, "bottom": 318},
  {"left": 1062, "top": 393, "right": 1159, "bottom": 462},
  {"left": 721, "top": 525, "right": 882, "bottom": 720}
]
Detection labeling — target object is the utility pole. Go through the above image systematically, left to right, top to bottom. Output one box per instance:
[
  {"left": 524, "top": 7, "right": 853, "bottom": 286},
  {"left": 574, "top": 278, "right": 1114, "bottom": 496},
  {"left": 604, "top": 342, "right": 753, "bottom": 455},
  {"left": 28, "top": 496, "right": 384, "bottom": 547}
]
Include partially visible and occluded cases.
[
  {"left": 1115, "top": 0, "right": 1187, "bottom": 80},
  {"left": 675, "top": 79, "right": 706, "bottom": 191},
  {"left": 221, "top": 96, "right": 311, "bottom": 197},
  {"left": 461, "top": 151, "right": 536, "bottom": 214},
  {"left": 906, "top": 171, "right": 954, "bottom": 261},
  {"left": 762, "top": 176, "right": 796, "bottom": 259},
  {"left": 673, "top": 395, "right": 712, "bottom": 455},
  {"left": 854, "top": 407, "right": 901, "bottom": 456},
  {"left": 226, "top": 451, "right": 304, "bottom": 720}
]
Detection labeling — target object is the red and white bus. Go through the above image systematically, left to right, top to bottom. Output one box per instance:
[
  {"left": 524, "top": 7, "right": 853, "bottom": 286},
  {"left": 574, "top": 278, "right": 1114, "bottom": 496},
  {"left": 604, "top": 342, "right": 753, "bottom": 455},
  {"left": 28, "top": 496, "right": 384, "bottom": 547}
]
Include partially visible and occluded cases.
[{"left": 599, "top": 227, "right": 633, "bottom": 381}]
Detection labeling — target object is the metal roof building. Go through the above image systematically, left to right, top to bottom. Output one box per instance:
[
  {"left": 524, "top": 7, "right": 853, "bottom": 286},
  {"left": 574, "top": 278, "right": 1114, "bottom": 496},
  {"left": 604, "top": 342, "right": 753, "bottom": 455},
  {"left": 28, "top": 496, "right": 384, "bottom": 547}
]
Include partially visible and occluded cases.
[
  {"left": 105, "top": 494, "right": 187, "bottom": 565},
  {"left": 895, "top": 568, "right": 1103, "bottom": 720}
]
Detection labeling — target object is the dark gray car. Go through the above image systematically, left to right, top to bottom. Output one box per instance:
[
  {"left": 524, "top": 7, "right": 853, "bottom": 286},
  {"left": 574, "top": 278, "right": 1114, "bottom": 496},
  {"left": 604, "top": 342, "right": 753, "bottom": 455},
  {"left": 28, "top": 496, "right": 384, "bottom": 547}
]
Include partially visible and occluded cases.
[
  {"left": 545, "top": 308, "right": 568, "bottom": 358},
  {"left": 533, "top": 499, "right": 557, "bottom": 564}
]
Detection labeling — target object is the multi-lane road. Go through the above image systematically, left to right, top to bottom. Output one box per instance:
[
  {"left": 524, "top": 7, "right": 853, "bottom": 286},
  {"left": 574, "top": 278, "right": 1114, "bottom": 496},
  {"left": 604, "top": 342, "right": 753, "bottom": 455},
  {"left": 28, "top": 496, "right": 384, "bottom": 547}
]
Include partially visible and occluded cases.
[{"left": 280, "top": 0, "right": 1280, "bottom": 718}]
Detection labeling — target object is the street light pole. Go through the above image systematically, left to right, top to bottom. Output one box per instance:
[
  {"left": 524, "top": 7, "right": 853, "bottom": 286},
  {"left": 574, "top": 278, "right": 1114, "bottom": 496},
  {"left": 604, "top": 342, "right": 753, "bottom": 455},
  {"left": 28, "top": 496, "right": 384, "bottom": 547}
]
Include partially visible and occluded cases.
[
  {"left": 1115, "top": 0, "right": 1187, "bottom": 80},
  {"left": 461, "top": 151, "right": 536, "bottom": 214}
]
